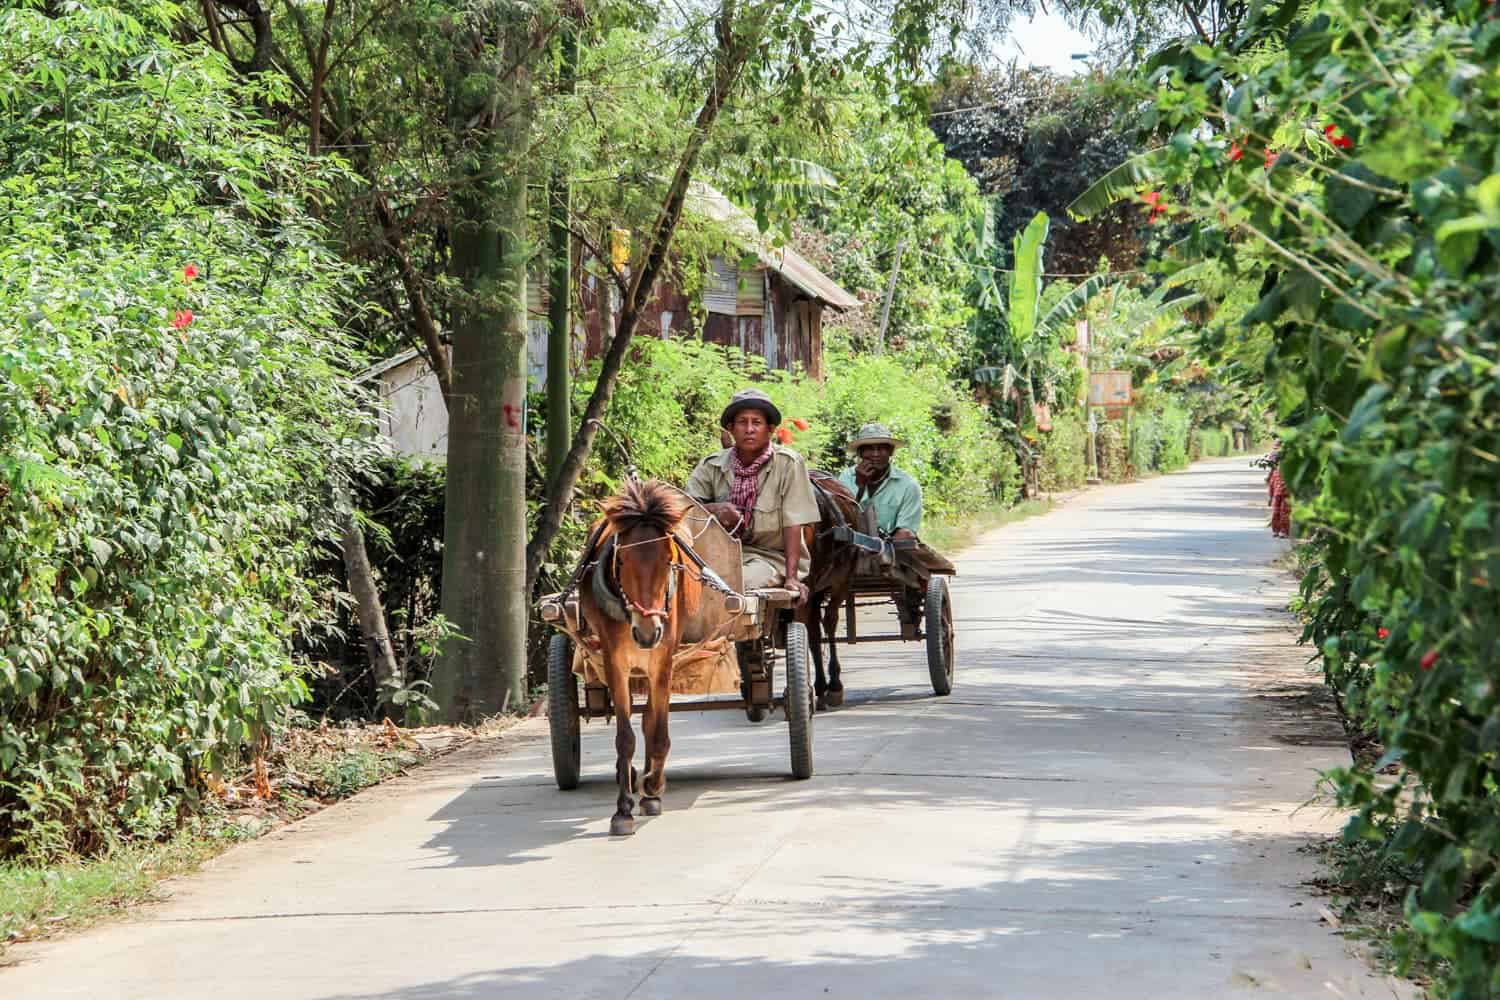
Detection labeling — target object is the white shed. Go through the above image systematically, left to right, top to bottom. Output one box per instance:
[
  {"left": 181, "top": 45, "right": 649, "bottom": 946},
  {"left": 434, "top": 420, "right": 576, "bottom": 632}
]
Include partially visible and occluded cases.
[{"left": 358, "top": 348, "right": 448, "bottom": 462}]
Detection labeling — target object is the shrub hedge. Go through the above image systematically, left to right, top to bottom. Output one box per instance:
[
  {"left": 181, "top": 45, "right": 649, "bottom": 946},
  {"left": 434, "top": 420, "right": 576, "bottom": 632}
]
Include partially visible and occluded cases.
[{"left": 0, "top": 5, "right": 369, "bottom": 857}]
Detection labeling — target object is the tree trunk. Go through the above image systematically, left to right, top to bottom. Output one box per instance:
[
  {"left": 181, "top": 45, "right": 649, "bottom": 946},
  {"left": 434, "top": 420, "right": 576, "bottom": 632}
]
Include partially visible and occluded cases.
[
  {"left": 307, "top": 0, "right": 337, "bottom": 156},
  {"left": 525, "top": 0, "right": 755, "bottom": 589},
  {"left": 431, "top": 17, "right": 533, "bottom": 723},
  {"left": 545, "top": 24, "right": 578, "bottom": 488},
  {"left": 339, "top": 502, "right": 403, "bottom": 707}
]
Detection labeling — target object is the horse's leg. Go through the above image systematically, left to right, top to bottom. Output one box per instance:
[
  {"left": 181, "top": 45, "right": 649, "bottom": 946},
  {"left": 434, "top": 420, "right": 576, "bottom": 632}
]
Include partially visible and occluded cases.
[
  {"left": 825, "top": 583, "right": 846, "bottom": 707},
  {"left": 808, "top": 592, "right": 829, "bottom": 711},
  {"left": 607, "top": 667, "right": 637, "bottom": 837},
  {"left": 639, "top": 668, "right": 671, "bottom": 816}
]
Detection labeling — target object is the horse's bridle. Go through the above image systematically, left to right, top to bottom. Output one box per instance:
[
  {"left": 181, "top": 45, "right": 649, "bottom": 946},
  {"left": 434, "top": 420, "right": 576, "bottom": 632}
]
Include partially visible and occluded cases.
[{"left": 610, "top": 531, "right": 685, "bottom": 623}]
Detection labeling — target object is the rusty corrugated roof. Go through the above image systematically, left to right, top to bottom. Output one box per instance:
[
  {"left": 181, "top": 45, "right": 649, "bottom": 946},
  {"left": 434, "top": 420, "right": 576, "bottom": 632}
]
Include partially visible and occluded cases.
[{"left": 688, "top": 183, "right": 860, "bottom": 311}]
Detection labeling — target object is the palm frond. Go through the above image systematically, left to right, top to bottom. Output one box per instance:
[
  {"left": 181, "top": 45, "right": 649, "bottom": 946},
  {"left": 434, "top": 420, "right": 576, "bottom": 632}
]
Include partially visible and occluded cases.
[{"left": 1038, "top": 275, "right": 1113, "bottom": 342}]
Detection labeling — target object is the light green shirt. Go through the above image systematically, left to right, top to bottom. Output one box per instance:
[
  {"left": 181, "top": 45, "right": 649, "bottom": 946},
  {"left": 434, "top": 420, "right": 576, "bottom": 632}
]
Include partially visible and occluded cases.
[{"left": 837, "top": 465, "right": 923, "bottom": 535}]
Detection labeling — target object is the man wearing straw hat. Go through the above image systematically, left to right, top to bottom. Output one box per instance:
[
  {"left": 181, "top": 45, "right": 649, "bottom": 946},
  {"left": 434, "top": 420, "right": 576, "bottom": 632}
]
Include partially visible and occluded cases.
[{"left": 837, "top": 422, "right": 923, "bottom": 540}]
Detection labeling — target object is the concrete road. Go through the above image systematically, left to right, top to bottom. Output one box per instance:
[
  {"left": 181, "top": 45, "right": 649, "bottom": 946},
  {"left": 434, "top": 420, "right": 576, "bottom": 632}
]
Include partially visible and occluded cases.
[{"left": 5, "top": 460, "right": 1411, "bottom": 999}]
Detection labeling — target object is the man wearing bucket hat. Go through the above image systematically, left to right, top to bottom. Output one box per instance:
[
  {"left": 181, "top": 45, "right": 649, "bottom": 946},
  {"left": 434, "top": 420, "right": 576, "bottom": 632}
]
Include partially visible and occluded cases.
[
  {"left": 687, "top": 388, "right": 820, "bottom": 604},
  {"left": 837, "top": 422, "right": 923, "bottom": 539}
]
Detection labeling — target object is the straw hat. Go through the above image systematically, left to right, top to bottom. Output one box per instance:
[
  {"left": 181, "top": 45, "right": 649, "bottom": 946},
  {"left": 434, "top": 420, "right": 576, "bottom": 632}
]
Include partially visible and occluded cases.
[
  {"left": 719, "top": 387, "right": 782, "bottom": 428},
  {"left": 846, "top": 422, "right": 905, "bottom": 452}
]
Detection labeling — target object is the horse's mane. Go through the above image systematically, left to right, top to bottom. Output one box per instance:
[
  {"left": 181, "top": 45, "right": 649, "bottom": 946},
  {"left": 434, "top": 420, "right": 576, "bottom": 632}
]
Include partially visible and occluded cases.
[{"left": 601, "top": 479, "right": 688, "bottom": 536}]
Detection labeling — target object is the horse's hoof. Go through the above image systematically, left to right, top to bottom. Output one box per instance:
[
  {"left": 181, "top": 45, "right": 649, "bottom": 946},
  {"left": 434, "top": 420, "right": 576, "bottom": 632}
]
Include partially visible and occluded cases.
[
  {"left": 827, "top": 689, "right": 845, "bottom": 708},
  {"left": 815, "top": 695, "right": 828, "bottom": 712},
  {"left": 640, "top": 797, "right": 662, "bottom": 817},
  {"left": 610, "top": 815, "right": 636, "bottom": 837}
]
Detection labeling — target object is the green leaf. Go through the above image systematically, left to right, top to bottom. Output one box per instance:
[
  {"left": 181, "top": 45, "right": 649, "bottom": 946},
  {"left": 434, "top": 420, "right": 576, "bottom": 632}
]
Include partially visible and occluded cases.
[
  {"left": 1066, "top": 148, "right": 1170, "bottom": 221},
  {"left": 1325, "top": 164, "right": 1380, "bottom": 229},
  {"left": 1007, "top": 212, "right": 1049, "bottom": 345},
  {"left": 1434, "top": 215, "right": 1495, "bottom": 243},
  {"left": 1437, "top": 229, "right": 1480, "bottom": 276},
  {"left": 1037, "top": 275, "right": 1113, "bottom": 341},
  {"left": 1342, "top": 384, "right": 1390, "bottom": 442},
  {"left": 1453, "top": 906, "right": 1500, "bottom": 944}
]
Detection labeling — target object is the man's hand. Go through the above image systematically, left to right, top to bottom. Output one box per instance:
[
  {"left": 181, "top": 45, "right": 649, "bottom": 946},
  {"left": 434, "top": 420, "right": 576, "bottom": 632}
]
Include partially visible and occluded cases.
[
  {"left": 705, "top": 502, "right": 742, "bottom": 535},
  {"left": 891, "top": 528, "right": 917, "bottom": 542},
  {"left": 792, "top": 580, "right": 809, "bottom": 607}
]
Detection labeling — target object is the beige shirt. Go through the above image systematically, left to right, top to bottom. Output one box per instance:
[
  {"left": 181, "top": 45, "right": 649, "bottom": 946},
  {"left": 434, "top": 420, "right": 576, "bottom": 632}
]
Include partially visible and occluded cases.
[{"left": 686, "top": 444, "right": 820, "bottom": 582}]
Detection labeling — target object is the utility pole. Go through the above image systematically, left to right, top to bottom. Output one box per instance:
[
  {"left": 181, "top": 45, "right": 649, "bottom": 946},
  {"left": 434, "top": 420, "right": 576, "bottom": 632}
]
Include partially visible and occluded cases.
[
  {"left": 545, "top": 23, "right": 578, "bottom": 488},
  {"left": 875, "top": 239, "right": 906, "bottom": 355}
]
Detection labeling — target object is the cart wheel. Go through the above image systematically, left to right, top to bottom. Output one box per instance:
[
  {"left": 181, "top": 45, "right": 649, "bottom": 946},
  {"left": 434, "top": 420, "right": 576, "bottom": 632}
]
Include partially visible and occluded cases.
[
  {"left": 925, "top": 576, "right": 955, "bottom": 696},
  {"left": 784, "top": 622, "right": 814, "bottom": 779},
  {"left": 548, "top": 634, "right": 581, "bottom": 790}
]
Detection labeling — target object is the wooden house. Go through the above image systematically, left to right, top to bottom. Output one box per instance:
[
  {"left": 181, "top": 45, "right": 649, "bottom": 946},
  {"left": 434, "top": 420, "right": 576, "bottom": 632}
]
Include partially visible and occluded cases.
[{"left": 365, "top": 184, "right": 857, "bottom": 461}]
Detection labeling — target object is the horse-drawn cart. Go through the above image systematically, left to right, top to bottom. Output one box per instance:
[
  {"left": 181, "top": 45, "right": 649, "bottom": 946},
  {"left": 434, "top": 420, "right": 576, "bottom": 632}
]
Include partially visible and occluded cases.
[
  {"left": 538, "top": 488, "right": 815, "bottom": 792},
  {"left": 827, "top": 519, "right": 958, "bottom": 697}
]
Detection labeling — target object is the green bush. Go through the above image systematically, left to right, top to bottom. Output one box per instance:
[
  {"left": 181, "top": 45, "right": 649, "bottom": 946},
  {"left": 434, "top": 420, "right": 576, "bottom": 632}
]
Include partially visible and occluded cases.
[
  {"left": 1132, "top": 2, "right": 1500, "bottom": 988},
  {"left": 0, "top": 5, "right": 368, "bottom": 857},
  {"left": 560, "top": 338, "right": 1016, "bottom": 532},
  {"left": 814, "top": 351, "right": 1014, "bottom": 516},
  {"left": 1125, "top": 401, "right": 1192, "bottom": 476},
  {"left": 1155, "top": 403, "right": 1190, "bottom": 472},
  {"left": 1038, "top": 408, "right": 1087, "bottom": 492},
  {"left": 1128, "top": 409, "right": 1162, "bottom": 475},
  {"left": 1097, "top": 421, "right": 1128, "bottom": 482},
  {"left": 1194, "top": 427, "right": 1231, "bottom": 459},
  {"left": 300, "top": 459, "right": 447, "bottom": 721}
]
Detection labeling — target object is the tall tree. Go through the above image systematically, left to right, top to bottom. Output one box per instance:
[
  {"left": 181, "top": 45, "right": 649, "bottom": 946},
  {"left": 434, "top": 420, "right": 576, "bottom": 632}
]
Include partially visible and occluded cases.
[
  {"left": 525, "top": 0, "right": 763, "bottom": 589},
  {"left": 431, "top": 6, "right": 542, "bottom": 720}
]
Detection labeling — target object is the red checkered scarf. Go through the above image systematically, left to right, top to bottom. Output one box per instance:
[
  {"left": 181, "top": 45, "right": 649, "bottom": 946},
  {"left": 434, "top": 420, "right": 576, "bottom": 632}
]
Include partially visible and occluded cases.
[{"left": 727, "top": 445, "right": 775, "bottom": 538}]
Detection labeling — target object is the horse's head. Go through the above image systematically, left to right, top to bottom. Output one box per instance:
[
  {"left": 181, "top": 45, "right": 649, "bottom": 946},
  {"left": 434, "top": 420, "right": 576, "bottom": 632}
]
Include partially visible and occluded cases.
[{"left": 602, "top": 480, "right": 690, "bottom": 649}]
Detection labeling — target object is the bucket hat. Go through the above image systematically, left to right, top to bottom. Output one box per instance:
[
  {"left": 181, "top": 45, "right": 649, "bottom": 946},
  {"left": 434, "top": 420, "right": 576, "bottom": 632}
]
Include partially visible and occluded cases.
[
  {"left": 719, "top": 387, "right": 782, "bottom": 429},
  {"left": 846, "top": 422, "right": 905, "bottom": 452}
]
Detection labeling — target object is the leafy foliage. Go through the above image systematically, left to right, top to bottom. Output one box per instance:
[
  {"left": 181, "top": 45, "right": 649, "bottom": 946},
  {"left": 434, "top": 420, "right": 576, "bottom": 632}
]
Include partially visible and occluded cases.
[
  {"left": 1087, "top": 0, "right": 1500, "bottom": 989},
  {"left": 0, "top": 3, "right": 369, "bottom": 858},
  {"left": 930, "top": 65, "right": 1144, "bottom": 273},
  {"left": 562, "top": 335, "right": 1016, "bottom": 530},
  {"left": 1038, "top": 409, "right": 1088, "bottom": 491}
]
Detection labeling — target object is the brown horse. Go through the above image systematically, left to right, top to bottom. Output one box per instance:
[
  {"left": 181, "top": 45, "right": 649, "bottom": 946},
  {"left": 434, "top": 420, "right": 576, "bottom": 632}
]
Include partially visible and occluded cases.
[
  {"left": 802, "top": 472, "right": 861, "bottom": 710},
  {"left": 578, "top": 480, "right": 702, "bottom": 836}
]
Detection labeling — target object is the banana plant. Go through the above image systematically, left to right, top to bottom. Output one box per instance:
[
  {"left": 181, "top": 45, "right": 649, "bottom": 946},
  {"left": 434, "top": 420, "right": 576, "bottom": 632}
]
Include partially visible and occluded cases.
[
  {"left": 1066, "top": 147, "right": 1170, "bottom": 222},
  {"left": 974, "top": 211, "right": 1113, "bottom": 418}
]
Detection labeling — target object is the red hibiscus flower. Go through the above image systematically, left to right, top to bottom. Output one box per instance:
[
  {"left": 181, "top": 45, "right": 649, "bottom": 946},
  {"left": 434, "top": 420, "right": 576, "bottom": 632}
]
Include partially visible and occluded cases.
[
  {"left": 1324, "top": 124, "right": 1353, "bottom": 150},
  {"left": 1228, "top": 141, "right": 1243, "bottom": 162},
  {"left": 1264, "top": 148, "right": 1279, "bottom": 170},
  {"left": 1142, "top": 190, "right": 1168, "bottom": 223},
  {"left": 183, "top": 263, "right": 199, "bottom": 282},
  {"left": 172, "top": 309, "right": 194, "bottom": 330},
  {"left": 791, "top": 418, "right": 810, "bottom": 431},
  {"left": 776, "top": 427, "right": 794, "bottom": 444},
  {"left": 1377, "top": 628, "right": 1389, "bottom": 640},
  {"left": 1420, "top": 650, "right": 1439, "bottom": 671}
]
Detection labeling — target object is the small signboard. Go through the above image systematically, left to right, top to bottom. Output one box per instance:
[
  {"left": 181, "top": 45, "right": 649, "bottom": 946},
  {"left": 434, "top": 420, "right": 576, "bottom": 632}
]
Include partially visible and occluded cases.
[{"left": 1089, "top": 371, "right": 1132, "bottom": 419}]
